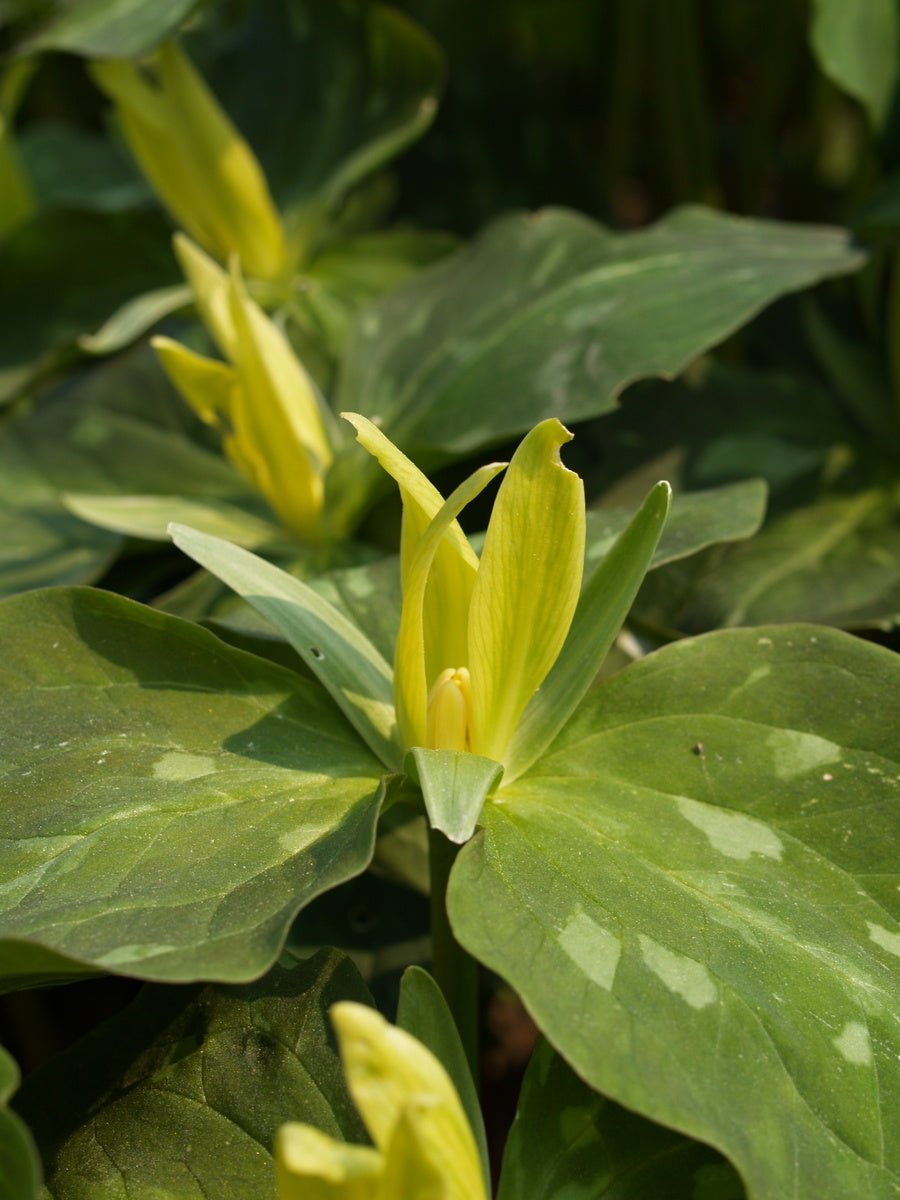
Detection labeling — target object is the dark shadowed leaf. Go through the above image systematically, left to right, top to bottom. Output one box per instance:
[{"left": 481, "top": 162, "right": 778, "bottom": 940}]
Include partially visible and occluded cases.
[{"left": 16, "top": 950, "right": 369, "bottom": 1200}]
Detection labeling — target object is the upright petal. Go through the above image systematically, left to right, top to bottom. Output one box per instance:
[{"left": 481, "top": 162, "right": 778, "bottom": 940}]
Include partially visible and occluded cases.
[
  {"left": 92, "top": 42, "right": 286, "bottom": 279},
  {"left": 173, "top": 234, "right": 238, "bottom": 358},
  {"left": 343, "top": 414, "right": 478, "bottom": 693},
  {"left": 467, "top": 419, "right": 585, "bottom": 763},
  {"left": 394, "top": 464, "right": 506, "bottom": 748},
  {"left": 331, "top": 1003, "right": 487, "bottom": 1200}
]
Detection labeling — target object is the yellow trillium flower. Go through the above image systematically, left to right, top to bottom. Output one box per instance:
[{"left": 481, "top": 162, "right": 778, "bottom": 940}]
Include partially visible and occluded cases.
[
  {"left": 90, "top": 40, "right": 287, "bottom": 280},
  {"left": 152, "top": 235, "right": 336, "bottom": 541},
  {"left": 344, "top": 414, "right": 585, "bottom": 766},
  {"left": 276, "top": 1002, "right": 487, "bottom": 1200}
]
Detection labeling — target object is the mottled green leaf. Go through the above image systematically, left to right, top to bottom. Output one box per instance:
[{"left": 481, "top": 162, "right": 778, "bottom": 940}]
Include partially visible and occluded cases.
[
  {"left": 331, "top": 206, "right": 865, "bottom": 482},
  {"left": 0, "top": 588, "right": 385, "bottom": 986},
  {"left": 451, "top": 626, "right": 899, "bottom": 1200},
  {"left": 16, "top": 951, "right": 368, "bottom": 1200},
  {"left": 497, "top": 1040, "right": 743, "bottom": 1200}
]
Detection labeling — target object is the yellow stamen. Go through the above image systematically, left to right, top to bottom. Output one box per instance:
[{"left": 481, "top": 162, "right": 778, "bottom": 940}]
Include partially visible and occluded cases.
[{"left": 426, "top": 667, "right": 471, "bottom": 751}]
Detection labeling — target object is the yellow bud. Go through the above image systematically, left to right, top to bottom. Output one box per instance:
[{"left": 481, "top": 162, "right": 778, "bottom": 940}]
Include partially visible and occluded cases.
[{"left": 426, "top": 667, "right": 471, "bottom": 752}]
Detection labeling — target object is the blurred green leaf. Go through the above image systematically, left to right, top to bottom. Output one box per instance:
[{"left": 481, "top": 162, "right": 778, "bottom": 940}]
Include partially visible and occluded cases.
[
  {"left": 22, "top": 0, "right": 198, "bottom": 57},
  {"left": 199, "top": 0, "right": 444, "bottom": 221},
  {"left": 810, "top": 0, "right": 899, "bottom": 128},
  {"left": 17, "top": 122, "right": 151, "bottom": 213},
  {"left": 637, "top": 488, "right": 900, "bottom": 632},
  {"left": 0, "top": 588, "right": 385, "bottom": 987},
  {"left": 452, "top": 625, "right": 899, "bottom": 1200},
  {"left": 16, "top": 951, "right": 368, "bottom": 1199},
  {"left": 497, "top": 1040, "right": 744, "bottom": 1200},
  {"left": 0, "top": 1047, "right": 40, "bottom": 1200}
]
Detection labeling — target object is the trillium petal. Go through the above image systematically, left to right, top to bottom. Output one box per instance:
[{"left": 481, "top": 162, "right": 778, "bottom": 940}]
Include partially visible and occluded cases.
[
  {"left": 93, "top": 42, "right": 286, "bottom": 278},
  {"left": 173, "top": 233, "right": 238, "bottom": 358},
  {"left": 151, "top": 336, "right": 236, "bottom": 427},
  {"left": 343, "top": 414, "right": 478, "bottom": 689},
  {"left": 468, "top": 419, "right": 585, "bottom": 763},
  {"left": 394, "top": 463, "right": 506, "bottom": 748},
  {"left": 332, "top": 1003, "right": 487, "bottom": 1200},
  {"left": 377, "top": 1102, "right": 458, "bottom": 1199},
  {"left": 275, "top": 1123, "right": 381, "bottom": 1200}
]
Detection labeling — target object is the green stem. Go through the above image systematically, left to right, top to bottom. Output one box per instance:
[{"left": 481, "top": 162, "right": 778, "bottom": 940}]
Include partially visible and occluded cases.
[{"left": 428, "top": 825, "right": 479, "bottom": 1083}]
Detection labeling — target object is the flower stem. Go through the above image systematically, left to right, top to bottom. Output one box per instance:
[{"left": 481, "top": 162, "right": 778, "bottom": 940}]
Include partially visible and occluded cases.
[{"left": 428, "top": 825, "right": 480, "bottom": 1084}]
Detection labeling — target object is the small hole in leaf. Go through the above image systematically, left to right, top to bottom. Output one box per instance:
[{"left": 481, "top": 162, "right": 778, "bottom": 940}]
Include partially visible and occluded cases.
[{"left": 310, "top": 647, "right": 325, "bottom": 661}]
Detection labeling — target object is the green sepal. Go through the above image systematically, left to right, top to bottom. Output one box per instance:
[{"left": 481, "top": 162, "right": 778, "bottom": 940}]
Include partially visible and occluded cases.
[{"left": 405, "top": 748, "right": 503, "bottom": 844}]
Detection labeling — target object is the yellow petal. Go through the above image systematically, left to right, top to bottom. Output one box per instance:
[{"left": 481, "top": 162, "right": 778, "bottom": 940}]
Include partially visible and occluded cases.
[
  {"left": 92, "top": 42, "right": 286, "bottom": 279},
  {"left": 173, "top": 234, "right": 238, "bottom": 358},
  {"left": 225, "top": 268, "right": 332, "bottom": 539},
  {"left": 151, "top": 336, "right": 236, "bottom": 428},
  {"left": 343, "top": 413, "right": 478, "bottom": 694},
  {"left": 467, "top": 419, "right": 585, "bottom": 763},
  {"left": 394, "top": 465, "right": 505, "bottom": 749},
  {"left": 331, "top": 1003, "right": 487, "bottom": 1200},
  {"left": 376, "top": 1102, "right": 453, "bottom": 1199},
  {"left": 275, "top": 1123, "right": 381, "bottom": 1200}
]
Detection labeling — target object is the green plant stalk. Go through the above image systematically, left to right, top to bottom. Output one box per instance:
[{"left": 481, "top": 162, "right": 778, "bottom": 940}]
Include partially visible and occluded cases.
[
  {"left": 887, "top": 248, "right": 900, "bottom": 427},
  {"left": 428, "top": 824, "right": 479, "bottom": 1084}
]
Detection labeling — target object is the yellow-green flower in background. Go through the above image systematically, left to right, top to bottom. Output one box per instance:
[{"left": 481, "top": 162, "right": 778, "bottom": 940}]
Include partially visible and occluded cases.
[
  {"left": 90, "top": 40, "right": 287, "bottom": 280},
  {"left": 152, "top": 235, "right": 337, "bottom": 542},
  {"left": 344, "top": 413, "right": 585, "bottom": 766},
  {"left": 276, "top": 1002, "right": 487, "bottom": 1200}
]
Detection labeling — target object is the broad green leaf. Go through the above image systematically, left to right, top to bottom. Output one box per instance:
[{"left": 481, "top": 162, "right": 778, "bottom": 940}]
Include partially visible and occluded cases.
[
  {"left": 22, "top": 0, "right": 198, "bottom": 57},
  {"left": 810, "top": 0, "right": 899, "bottom": 128},
  {"left": 332, "top": 206, "right": 865, "bottom": 471},
  {"left": 504, "top": 481, "right": 670, "bottom": 782},
  {"left": 637, "top": 489, "right": 900, "bottom": 632},
  {"left": 65, "top": 492, "right": 284, "bottom": 548},
  {"left": 170, "top": 524, "right": 402, "bottom": 770},
  {"left": 0, "top": 588, "right": 385, "bottom": 986},
  {"left": 450, "top": 626, "right": 900, "bottom": 1200},
  {"left": 406, "top": 748, "right": 502, "bottom": 844},
  {"left": 15, "top": 951, "right": 369, "bottom": 1199},
  {"left": 396, "top": 966, "right": 490, "bottom": 1193},
  {"left": 497, "top": 1039, "right": 743, "bottom": 1200},
  {"left": 0, "top": 1047, "right": 41, "bottom": 1200}
]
